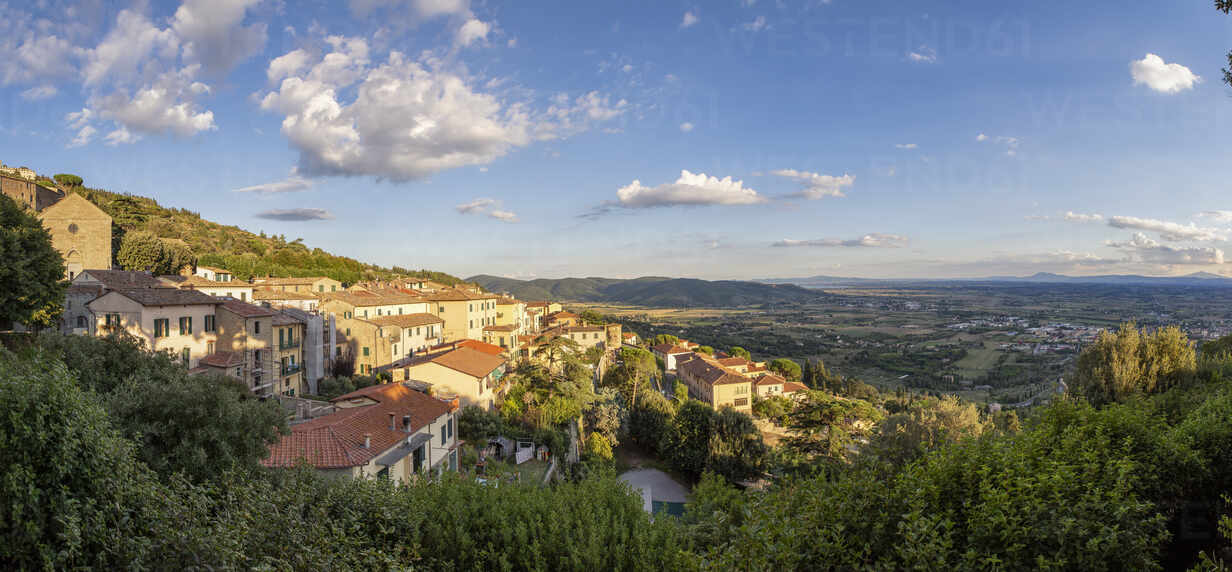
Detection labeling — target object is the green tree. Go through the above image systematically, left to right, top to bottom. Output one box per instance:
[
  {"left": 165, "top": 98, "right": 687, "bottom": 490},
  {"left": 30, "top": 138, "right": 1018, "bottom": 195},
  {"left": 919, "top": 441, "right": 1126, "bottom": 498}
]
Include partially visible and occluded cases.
[
  {"left": 53, "top": 173, "right": 83, "bottom": 187},
  {"left": 0, "top": 194, "right": 65, "bottom": 329},
  {"left": 116, "top": 230, "right": 167, "bottom": 273},
  {"left": 1076, "top": 322, "right": 1197, "bottom": 404},
  {"left": 533, "top": 334, "right": 581, "bottom": 370},
  {"left": 652, "top": 334, "right": 679, "bottom": 346},
  {"left": 697, "top": 345, "right": 714, "bottom": 355},
  {"left": 729, "top": 346, "right": 751, "bottom": 360},
  {"left": 768, "top": 358, "right": 802, "bottom": 381},
  {"left": 784, "top": 390, "right": 882, "bottom": 462},
  {"left": 868, "top": 395, "right": 992, "bottom": 466},
  {"left": 667, "top": 400, "right": 714, "bottom": 476},
  {"left": 458, "top": 404, "right": 504, "bottom": 442},
  {"left": 708, "top": 407, "right": 767, "bottom": 481},
  {"left": 584, "top": 431, "right": 614, "bottom": 460}
]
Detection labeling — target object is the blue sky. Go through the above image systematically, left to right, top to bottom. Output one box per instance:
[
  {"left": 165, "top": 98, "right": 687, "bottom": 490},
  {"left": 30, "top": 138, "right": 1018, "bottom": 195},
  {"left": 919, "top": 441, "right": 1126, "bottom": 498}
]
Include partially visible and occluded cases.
[{"left": 1, "top": 0, "right": 1229, "bottom": 280}]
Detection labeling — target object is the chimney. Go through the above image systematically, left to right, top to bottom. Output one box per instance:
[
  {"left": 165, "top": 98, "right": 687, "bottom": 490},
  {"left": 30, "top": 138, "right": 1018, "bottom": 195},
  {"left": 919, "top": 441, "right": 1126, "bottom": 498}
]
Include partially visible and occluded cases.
[
  {"left": 388, "top": 413, "right": 396, "bottom": 431},
  {"left": 402, "top": 414, "right": 411, "bottom": 432},
  {"left": 363, "top": 433, "right": 371, "bottom": 448}
]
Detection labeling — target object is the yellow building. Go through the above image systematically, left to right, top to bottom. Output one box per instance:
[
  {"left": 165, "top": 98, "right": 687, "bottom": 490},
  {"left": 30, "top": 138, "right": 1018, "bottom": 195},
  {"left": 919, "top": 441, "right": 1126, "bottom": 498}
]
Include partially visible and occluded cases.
[
  {"left": 37, "top": 193, "right": 112, "bottom": 279},
  {"left": 159, "top": 274, "right": 255, "bottom": 301},
  {"left": 87, "top": 288, "right": 222, "bottom": 368},
  {"left": 424, "top": 288, "right": 498, "bottom": 342},
  {"left": 320, "top": 290, "right": 429, "bottom": 321},
  {"left": 494, "top": 297, "right": 528, "bottom": 334},
  {"left": 214, "top": 299, "right": 276, "bottom": 396},
  {"left": 273, "top": 311, "right": 306, "bottom": 397},
  {"left": 368, "top": 313, "right": 444, "bottom": 356},
  {"left": 399, "top": 347, "right": 507, "bottom": 409},
  {"left": 676, "top": 354, "right": 754, "bottom": 413}
]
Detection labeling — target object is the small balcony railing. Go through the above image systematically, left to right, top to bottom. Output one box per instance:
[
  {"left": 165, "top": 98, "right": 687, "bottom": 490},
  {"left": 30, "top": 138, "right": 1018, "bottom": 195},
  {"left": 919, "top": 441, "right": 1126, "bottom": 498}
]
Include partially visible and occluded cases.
[
  {"left": 279, "top": 339, "right": 301, "bottom": 350},
  {"left": 281, "top": 364, "right": 302, "bottom": 376}
]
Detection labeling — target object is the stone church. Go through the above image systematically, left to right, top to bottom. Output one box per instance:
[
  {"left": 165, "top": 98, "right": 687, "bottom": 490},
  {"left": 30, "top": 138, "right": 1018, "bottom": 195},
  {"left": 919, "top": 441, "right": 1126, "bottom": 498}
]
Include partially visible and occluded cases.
[{"left": 1, "top": 172, "right": 112, "bottom": 279}]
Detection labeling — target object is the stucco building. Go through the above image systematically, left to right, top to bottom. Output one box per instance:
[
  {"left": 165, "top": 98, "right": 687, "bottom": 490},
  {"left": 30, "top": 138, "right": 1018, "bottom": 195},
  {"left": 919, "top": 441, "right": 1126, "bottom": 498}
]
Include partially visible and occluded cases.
[{"left": 87, "top": 288, "right": 222, "bottom": 368}]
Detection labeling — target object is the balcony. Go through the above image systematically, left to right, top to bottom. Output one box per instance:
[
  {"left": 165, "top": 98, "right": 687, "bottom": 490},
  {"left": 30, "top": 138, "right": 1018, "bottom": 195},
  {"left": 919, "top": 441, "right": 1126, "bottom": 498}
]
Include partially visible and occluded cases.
[
  {"left": 279, "top": 339, "right": 301, "bottom": 350},
  {"left": 281, "top": 364, "right": 302, "bottom": 377}
]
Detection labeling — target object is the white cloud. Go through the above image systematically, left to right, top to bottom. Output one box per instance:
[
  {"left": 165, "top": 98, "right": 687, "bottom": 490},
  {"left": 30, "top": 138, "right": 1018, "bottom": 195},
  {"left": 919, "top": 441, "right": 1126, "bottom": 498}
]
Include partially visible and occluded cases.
[
  {"left": 172, "top": 0, "right": 267, "bottom": 76},
  {"left": 350, "top": 0, "right": 470, "bottom": 19},
  {"left": 82, "top": 9, "right": 180, "bottom": 87},
  {"left": 680, "top": 11, "right": 699, "bottom": 28},
  {"left": 742, "top": 16, "right": 768, "bottom": 32},
  {"left": 456, "top": 18, "right": 490, "bottom": 47},
  {"left": 1, "top": 32, "right": 81, "bottom": 86},
  {"left": 260, "top": 38, "right": 625, "bottom": 180},
  {"left": 907, "top": 45, "right": 936, "bottom": 63},
  {"left": 267, "top": 49, "right": 311, "bottom": 83},
  {"left": 1130, "top": 53, "right": 1200, "bottom": 94},
  {"left": 621, "top": 64, "right": 633, "bottom": 73},
  {"left": 91, "top": 67, "right": 216, "bottom": 139},
  {"left": 20, "top": 85, "right": 57, "bottom": 100},
  {"left": 679, "top": 122, "right": 694, "bottom": 132},
  {"left": 68, "top": 125, "right": 96, "bottom": 148},
  {"left": 104, "top": 126, "right": 139, "bottom": 146},
  {"left": 976, "top": 133, "right": 1020, "bottom": 156},
  {"left": 894, "top": 143, "right": 917, "bottom": 149},
  {"left": 770, "top": 169, "right": 855, "bottom": 200},
  {"left": 615, "top": 170, "right": 765, "bottom": 208},
  {"left": 233, "top": 176, "right": 314, "bottom": 194},
  {"left": 456, "top": 197, "right": 516, "bottom": 222},
  {"left": 456, "top": 197, "right": 496, "bottom": 214},
  {"left": 255, "top": 208, "right": 335, "bottom": 221},
  {"left": 1064, "top": 211, "right": 1104, "bottom": 223},
  {"left": 1198, "top": 211, "right": 1232, "bottom": 223},
  {"left": 1107, "top": 215, "right": 1223, "bottom": 242},
  {"left": 1107, "top": 232, "right": 1223, "bottom": 264},
  {"left": 773, "top": 233, "right": 908, "bottom": 248}
]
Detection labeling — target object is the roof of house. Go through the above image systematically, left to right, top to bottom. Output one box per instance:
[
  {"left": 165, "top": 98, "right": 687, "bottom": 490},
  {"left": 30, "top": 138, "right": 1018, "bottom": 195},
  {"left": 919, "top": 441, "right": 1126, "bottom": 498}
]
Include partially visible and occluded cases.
[
  {"left": 197, "top": 265, "right": 229, "bottom": 273},
  {"left": 79, "top": 269, "right": 169, "bottom": 290},
  {"left": 255, "top": 276, "right": 336, "bottom": 286},
  {"left": 66, "top": 284, "right": 104, "bottom": 298},
  {"left": 104, "top": 287, "right": 222, "bottom": 307},
  {"left": 422, "top": 288, "right": 496, "bottom": 302},
  {"left": 253, "top": 289, "right": 319, "bottom": 301},
  {"left": 320, "top": 290, "right": 423, "bottom": 307},
  {"left": 496, "top": 296, "right": 522, "bottom": 305},
  {"left": 219, "top": 299, "right": 275, "bottom": 318},
  {"left": 271, "top": 311, "right": 303, "bottom": 327},
  {"left": 547, "top": 311, "right": 578, "bottom": 319},
  {"left": 368, "top": 313, "right": 444, "bottom": 329},
  {"left": 566, "top": 326, "right": 605, "bottom": 333},
  {"left": 622, "top": 332, "right": 637, "bottom": 339},
  {"left": 429, "top": 339, "right": 505, "bottom": 356},
  {"left": 651, "top": 343, "right": 693, "bottom": 355},
  {"left": 419, "top": 347, "right": 505, "bottom": 379},
  {"left": 200, "top": 351, "right": 244, "bottom": 368},
  {"left": 678, "top": 355, "right": 750, "bottom": 387},
  {"left": 717, "top": 357, "right": 751, "bottom": 368},
  {"left": 755, "top": 374, "right": 787, "bottom": 386},
  {"left": 262, "top": 382, "right": 453, "bottom": 469},
  {"left": 783, "top": 382, "right": 809, "bottom": 393}
]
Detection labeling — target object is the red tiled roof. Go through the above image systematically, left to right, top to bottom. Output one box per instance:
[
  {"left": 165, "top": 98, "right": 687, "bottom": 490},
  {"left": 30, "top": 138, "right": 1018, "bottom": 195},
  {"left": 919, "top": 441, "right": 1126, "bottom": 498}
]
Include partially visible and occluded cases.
[
  {"left": 78, "top": 269, "right": 169, "bottom": 290},
  {"left": 103, "top": 288, "right": 221, "bottom": 307},
  {"left": 422, "top": 288, "right": 495, "bottom": 302},
  {"left": 254, "top": 289, "right": 318, "bottom": 301},
  {"left": 219, "top": 299, "right": 275, "bottom": 318},
  {"left": 271, "top": 311, "right": 303, "bottom": 327},
  {"left": 368, "top": 313, "right": 444, "bottom": 329},
  {"left": 430, "top": 339, "right": 505, "bottom": 356},
  {"left": 651, "top": 343, "right": 692, "bottom": 355},
  {"left": 426, "top": 347, "right": 506, "bottom": 378},
  {"left": 200, "top": 351, "right": 243, "bottom": 368},
  {"left": 678, "top": 355, "right": 750, "bottom": 387},
  {"left": 717, "top": 357, "right": 751, "bottom": 367},
  {"left": 755, "top": 374, "right": 787, "bottom": 386},
  {"left": 783, "top": 382, "right": 809, "bottom": 393},
  {"left": 263, "top": 383, "right": 452, "bottom": 469}
]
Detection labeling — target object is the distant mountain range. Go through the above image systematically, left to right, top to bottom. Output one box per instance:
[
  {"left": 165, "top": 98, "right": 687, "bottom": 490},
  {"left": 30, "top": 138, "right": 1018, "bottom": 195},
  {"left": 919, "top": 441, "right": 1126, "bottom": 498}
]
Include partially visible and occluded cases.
[
  {"left": 762, "top": 272, "right": 1232, "bottom": 288},
  {"left": 467, "top": 275, "right": 827, "bottom": 307}
]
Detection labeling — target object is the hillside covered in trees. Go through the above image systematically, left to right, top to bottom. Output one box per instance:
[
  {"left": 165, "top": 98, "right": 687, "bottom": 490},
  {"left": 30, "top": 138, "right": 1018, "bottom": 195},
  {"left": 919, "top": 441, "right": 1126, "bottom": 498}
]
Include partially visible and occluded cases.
[{"left": 65, "top": 179, "right": 461, "bottom": 285}]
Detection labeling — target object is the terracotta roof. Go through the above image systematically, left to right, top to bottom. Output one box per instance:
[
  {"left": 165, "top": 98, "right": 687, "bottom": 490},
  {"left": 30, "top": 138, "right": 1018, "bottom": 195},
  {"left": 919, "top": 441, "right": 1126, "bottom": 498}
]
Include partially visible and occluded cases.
[
  {"left": 197, "top": 265, "right": 228, "bottom": 273},
  {"left": 78, "top": 269, "right": 169, "bottom": 290},
  {"left": 159, "top": 274, "right": 245, "bottom": 289},
  {"left": 107, "top": 288, "right": 221, "bottom": 307},
  {"left": 422, "top": 288, "right": 496, "bottom": 302},
  {"left": 253, "top": 289, "right": 318, "bottom": 301},
  {"left": 321, "top": 290, "right": 423, "bottom": 307},
  {"left": 496, "top": 297, "right": 521, "bottom": 305},
  {"left": 219, "top": 299, "right": 275, "bottom": 318},
  {"left": 526, "top": 301, "right": 549, "bottom": 308},
  {"left": 271, "top": 311, "right": 303, "bottom": 327},
  {"left": 547, "top": 311, "right": 577, "bottom": 319},
  {"left": 368, "top": 313, "right": 444, "bottom": 329},
  {"left": 622, "top": 332, "right": 636, "bottom": 339},
  {"left": 445, "top": 339, "right": 505, "bottom": 356},
  {"left": 651, "top": 343, "right": 693, "bottom": 355},
  {"left": 425, "top": 347, "right": 506, "bottom": 379},
  {"left": 200, "top": 351, "right": 244, "bottom": 368},
  {"left": 678, "top": 355, "right": 750, "bottom": 387},
  {"left": 717, "top": 357, "right": 751, "bottom": 368},
  {"left": 755, "top": 374, "right": 787, "bottom": 386},
  {"left": 783, "top": 382, "right": 809, "bottom": 393},
  {"left": 262, "top": 383, "right": 452, "bottom": 469}
]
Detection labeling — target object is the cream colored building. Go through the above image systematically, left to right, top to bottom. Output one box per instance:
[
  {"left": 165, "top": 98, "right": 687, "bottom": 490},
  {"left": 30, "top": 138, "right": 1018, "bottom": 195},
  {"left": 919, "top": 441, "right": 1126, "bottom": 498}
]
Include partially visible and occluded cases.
[
  {"left": 194, "top": 265, "right": 234, "bottom": 282},
  {"left": 160, "top": 275, "right": 255, "bottom": 301},
  {"left": 254, "top": 276, "right": 343, "bottom": 294},
  {"left": 87, "top": 288, "right": 222, "bottom": 368},
  {"left": 253, "top": 289, "right": 320, "bottom": 312},
  {"left": 424, "top": 289, "right": 498, "bottom": 342},
  {"left": 320, "top": 290, "right": 429, "bottom": 321},
  {"left": 494, "top": 297, "right": 529, "bottom": 334},
  {"left": 215, "top": 299, "right": 276, "bottom": 396},
  {"left": 273, "top": 311, "right": 306, "bottom": 397},
  {"left": 368, "top": 313, "right": 444, "bottom": 357},
  {"left": 338, "top": 318, "right": 400, "bottom": 376},
  {"left": 398, "top": 347, "right": 507, "bottom": 409},
  {"left": 676, "top": 354, "right": 754, "bottom": 413},
  {"left": 262, "top": 383, "right": 460, "bottom": 483}
]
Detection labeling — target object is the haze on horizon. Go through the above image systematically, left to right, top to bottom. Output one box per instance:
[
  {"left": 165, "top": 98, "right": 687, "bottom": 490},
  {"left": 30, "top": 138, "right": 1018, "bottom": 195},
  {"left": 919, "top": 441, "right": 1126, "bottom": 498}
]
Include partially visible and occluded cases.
[{"left": 0, "top": 0, "right": 1229, "bottom": 281}]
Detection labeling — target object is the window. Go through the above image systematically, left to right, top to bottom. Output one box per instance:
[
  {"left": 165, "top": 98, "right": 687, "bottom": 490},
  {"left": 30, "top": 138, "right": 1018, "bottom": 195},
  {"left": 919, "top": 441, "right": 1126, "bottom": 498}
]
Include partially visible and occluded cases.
[
  {"left": 318, "top": 285, "right": 324, "bottom": 292},
  {"left": 331, "top": 285, "right": 337, "bottom": 292},
  {"left": 240, "top": 292, "right": 246, "bottom": 301},
  {"left": 469, "top": 303, "right": 473, "bottom": 312},
  {"left": 439, "top": 306, "right": 445, "bottom": 313},
  {"left": 377, "top": 309, "right": 382, "bottom": 316},
  {"left": 363, "top": 310, "right": 368, "bottom": 318},
  {"left": 344, "top": 311, "right": 352, "bottom": 319},
  {"left": 106, "top": 313, "right": 121, "bottom": 328},
  {"left": 204, "top": 315, "right": 215, "bottom": 332},
  {"left": 76, "top": 316, "right": 86, "bottom": 328},
  {"left": 179, "top": 316, "right": 192, "bottom": 335},
  {"left": 154, "top": 318, "right": 169, "bottom": 337},
  {"left": 469, "top": 320, "right": 473, "bottom": 328},
  {"left": 253, "top": 321, "right": 261, "bottom": 335},
  {"left": 345, "top": 328, "right": 351, "bottom": 336},
  {"left": 207, "top": 341, "right": 215, "bottom": 354},
  {"left": 181, "top": 347, "right": 191, "bottom": 365},
  {"left": 363, "top": 347, "right": 370, "bottom": 357},
  {"left": 254, "top": 349, "right": 262, "bottom": 364},
  {"left": 734, "top": 397, "right": 748, "bottom": 407},
  {"left": 447, "top": 418, "right": 454, "bottom": 439},
  {"left": 440, "top": 426, "right": 446, "bottom": 445}
]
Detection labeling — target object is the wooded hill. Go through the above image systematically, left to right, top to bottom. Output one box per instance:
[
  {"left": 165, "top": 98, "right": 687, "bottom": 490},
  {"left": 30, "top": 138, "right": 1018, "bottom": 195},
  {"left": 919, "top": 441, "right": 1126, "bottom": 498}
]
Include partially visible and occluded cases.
[
  {"left": 70, "top": 184, "right": 462, "bottom": 286},
  {"left": 468, "top": 274, "right": 827, "bottom": 307}
]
